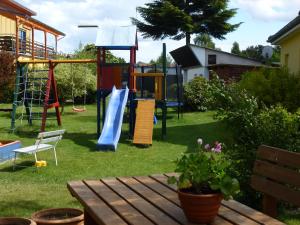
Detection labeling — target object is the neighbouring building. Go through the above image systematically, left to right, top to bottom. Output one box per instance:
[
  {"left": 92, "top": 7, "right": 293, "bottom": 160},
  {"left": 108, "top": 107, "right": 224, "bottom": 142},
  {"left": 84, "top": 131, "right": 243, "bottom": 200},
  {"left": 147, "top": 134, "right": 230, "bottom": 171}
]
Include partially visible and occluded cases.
[
  {"left": 0, "top": 0, "right": 65, "bottom": 60},
  {"left": 268, "top": 12, "right": 300, "bottom": 74},
  {"left": 170, "top": 44, "right": 263, "bottom": 83}
]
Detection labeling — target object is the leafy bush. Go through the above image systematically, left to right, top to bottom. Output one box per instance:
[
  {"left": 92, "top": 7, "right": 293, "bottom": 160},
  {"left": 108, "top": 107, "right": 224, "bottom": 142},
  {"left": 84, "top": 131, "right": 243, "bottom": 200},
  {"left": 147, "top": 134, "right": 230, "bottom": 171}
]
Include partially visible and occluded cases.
[
  {"left": 0, "top": 51, "right": 15, "bottom": 102},
  {"left": 54, "top": 63, "right": 96, "bottom": 103},
  {"left": 239, "top": 67, "right": 300, "bottom": 112},
  {"left": 183, "top": 76, "right": 212, "bottom": 111},
  {"left": 215, "top": 83, "right": 300, "bottom": 205}
]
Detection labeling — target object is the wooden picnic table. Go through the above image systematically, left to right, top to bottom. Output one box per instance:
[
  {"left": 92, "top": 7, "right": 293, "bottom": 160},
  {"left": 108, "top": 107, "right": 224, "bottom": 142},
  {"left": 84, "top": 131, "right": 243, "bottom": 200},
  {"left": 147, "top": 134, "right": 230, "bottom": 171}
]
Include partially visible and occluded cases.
[{"left": 67, "top": 174, "right": 285, "bottom": 225}]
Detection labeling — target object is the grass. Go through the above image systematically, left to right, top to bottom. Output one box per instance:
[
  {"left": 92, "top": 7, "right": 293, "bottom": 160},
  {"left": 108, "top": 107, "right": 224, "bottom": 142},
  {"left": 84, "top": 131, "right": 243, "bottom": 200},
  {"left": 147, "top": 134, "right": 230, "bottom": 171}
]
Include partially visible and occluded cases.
[
  {"left": 0, "top": 104, "right": 299, "bottom": 224},
  {"left": 0, "top": 104, "right": 231, "bottom": 217}
]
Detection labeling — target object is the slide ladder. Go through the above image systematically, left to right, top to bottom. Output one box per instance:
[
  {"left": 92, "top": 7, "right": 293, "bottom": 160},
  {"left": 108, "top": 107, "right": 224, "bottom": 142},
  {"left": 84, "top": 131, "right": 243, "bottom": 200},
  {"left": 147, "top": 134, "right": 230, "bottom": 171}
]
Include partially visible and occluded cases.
[
  {"left": 97, "top": 86, "right": 129, "bottom": 150},
  {"left": 133, "top": 99, "right": 155, "bottom": 145}
]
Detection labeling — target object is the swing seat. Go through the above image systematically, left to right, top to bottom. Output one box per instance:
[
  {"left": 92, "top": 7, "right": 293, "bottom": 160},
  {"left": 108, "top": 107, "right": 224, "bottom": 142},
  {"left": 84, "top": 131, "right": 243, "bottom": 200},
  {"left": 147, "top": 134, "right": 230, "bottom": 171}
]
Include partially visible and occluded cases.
[{"left": 72, "top": 106, "right": 86, "bottom": 112}]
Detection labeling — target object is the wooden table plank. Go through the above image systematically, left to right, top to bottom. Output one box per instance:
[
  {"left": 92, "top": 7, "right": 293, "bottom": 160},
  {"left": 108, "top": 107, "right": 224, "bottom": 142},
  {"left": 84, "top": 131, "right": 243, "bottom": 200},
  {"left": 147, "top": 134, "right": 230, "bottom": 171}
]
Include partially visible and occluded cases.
[
  {"left": 150, "top": 174, "right": 177, "bottom": 191},
  {"left": 152, "top": 174, "right": 262, "bottom": 225},
  {"left": 68, "top": 175, "right": 286, "bottom": 225},
  {"left": 119, "top": 176, "right": 188, "bottom": 224},
  {"left": 134, "top": 176, "right": 180, "bottom": 205},
  {"left": 102, "top": 177, "right": 181, "bottom": 225},
  {"left": 129, "top": 177, "right": 232, "bottom": 225},
  {"left": 84, "top": 180, "right": 154, "bottom": 225},
  {"left": 67, "top": 181, "right": 127, "bottom": 225},
  {"left": 222, "top": 200, "right": 286, "bottom": 225},
  {"left": 218, "top": 206, "right": 260, "bottom": 225}
]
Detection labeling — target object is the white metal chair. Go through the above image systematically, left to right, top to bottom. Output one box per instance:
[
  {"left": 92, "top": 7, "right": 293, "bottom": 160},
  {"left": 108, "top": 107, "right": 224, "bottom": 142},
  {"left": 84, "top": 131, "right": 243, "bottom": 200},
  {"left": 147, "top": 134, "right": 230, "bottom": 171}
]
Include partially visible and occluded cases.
[{"left": 12, "top": 129, "right": 65, "bottom": 170}]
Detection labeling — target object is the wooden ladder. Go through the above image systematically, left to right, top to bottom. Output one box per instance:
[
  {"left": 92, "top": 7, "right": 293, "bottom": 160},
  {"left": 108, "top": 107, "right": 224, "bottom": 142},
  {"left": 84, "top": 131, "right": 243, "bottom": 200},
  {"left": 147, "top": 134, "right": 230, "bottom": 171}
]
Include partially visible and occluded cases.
[{"left": 133, "top": 100, "right": 155, "bottom": 145}]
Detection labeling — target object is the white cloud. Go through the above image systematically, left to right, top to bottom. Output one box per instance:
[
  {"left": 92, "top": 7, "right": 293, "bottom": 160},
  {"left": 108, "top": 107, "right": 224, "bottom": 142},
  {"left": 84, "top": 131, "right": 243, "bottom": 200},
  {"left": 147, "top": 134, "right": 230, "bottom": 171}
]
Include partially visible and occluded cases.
[
  {"left": 16, "top": 0, "right": 300, "bottom": 62},
  {"left": 18, "top": 0, "right": 168, "bottom": 62},
  {"left": 232, "top": 0, "right": 300, "bottom": 22}
]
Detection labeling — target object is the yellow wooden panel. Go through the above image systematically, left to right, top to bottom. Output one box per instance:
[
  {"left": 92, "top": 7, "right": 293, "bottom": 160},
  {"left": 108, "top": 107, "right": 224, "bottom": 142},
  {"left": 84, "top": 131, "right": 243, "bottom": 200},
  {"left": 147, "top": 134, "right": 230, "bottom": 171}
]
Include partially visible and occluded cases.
[
  {"left": 0, "top": 15, "right": 16, "bottom": 35},
  {"left": 280, "top": 32, "right": 300, "bottom": 74},
  {"left": 132, "top": 72, "right": 164, "bottom": 77},
  {"left": 133, "top": 100, "right": 155, "bottom": 145}
]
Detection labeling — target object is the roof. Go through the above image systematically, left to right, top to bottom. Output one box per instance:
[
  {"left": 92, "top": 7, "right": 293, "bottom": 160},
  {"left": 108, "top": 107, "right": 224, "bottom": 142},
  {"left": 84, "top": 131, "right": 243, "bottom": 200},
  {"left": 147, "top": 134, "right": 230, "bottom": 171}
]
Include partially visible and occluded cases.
[
  {"left": 0, "top": 0, "right": 64, "bottom": 37},
  {"left": 1, "top": 0, "right": 36, "bottom": 16},
  {"left": 268, "top": 13, "right": 300, "bottom": 44},
  {"left": 29, "top": 17, "right": 65, "bottom": 36},
  {"left": 95, "top": 26, "right": 137, "bottom": 50},
  {"left": 170, "top": 44, "right": 263, "bottom": 68},
  {"left": 170, "top": 45, "right": 201, "bottom": 68}
]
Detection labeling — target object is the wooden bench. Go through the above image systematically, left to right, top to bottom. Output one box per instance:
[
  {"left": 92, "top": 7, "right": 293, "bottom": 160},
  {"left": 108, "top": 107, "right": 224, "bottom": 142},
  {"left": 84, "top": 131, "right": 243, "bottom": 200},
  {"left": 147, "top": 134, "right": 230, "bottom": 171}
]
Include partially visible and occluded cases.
[
  {"left": 12, "top": 129, "right": 65, "bottom": 170},
  {"left": 251, "top": 145, "right": 300, "bottom": 218}
]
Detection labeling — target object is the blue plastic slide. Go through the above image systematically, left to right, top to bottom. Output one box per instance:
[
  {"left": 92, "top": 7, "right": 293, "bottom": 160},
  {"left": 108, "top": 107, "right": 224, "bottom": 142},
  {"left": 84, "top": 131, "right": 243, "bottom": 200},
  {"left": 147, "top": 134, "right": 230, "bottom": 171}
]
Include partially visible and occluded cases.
[{"left": 97, "top": 86, "right": 129, "bottom": 150}]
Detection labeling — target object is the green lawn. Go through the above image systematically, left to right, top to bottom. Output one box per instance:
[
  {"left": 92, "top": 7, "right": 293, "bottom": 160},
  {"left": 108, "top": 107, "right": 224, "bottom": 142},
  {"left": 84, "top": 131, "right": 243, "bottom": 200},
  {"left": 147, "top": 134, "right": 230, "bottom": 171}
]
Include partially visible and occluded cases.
[{"left": 0, "top": 104, "right": 298, "bottom": 224}]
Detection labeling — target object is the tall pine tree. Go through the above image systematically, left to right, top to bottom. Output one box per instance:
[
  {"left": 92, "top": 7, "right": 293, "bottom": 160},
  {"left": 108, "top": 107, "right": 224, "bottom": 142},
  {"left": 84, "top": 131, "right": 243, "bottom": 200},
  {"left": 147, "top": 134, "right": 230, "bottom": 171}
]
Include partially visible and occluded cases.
[{"left": 132, "top": 0, "right": 241, "bottom": 44}]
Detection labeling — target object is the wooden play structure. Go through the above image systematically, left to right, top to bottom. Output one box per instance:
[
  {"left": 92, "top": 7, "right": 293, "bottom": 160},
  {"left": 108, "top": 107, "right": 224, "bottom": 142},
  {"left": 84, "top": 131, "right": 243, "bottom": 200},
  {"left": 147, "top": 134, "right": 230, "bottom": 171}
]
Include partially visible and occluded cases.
[
  {"left": 9, "top": 25, "right": 182, "bottom": 149},
  {"left": 95, "top": 26, "right": 168, "bottom": 147},
  {"left": 11, "top": 59, "right": 96, "bottom": 132},
  {"left": 133, "top": 100, "right": 155, "bottom": 145}
]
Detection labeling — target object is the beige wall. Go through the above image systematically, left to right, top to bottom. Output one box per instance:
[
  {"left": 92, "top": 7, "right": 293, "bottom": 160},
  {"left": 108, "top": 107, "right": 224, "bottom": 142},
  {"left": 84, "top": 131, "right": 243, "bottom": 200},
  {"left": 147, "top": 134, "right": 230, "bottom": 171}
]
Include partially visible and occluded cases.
[
  {"left": 0, "top": 15, "right": 16, "bottom": 35},
  {"left": 0, "top": 15, "right": 32, "bottom": 39},
  {"left": 280, "top": 32, "right": 300, "bottom": 74}
]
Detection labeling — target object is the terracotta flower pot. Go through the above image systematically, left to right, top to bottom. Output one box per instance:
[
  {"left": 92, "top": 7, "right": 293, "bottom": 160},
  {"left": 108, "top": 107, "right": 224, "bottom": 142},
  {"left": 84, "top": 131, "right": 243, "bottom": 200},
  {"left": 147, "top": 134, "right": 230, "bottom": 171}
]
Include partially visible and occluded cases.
[
  {"left": 178, "top": 189, "right": 223, "bottom": 224},
  {"left": 31, "top": 208, "right": 83, "bottom": 225},
  {"left": 0, "top": 217, "right": 36, "bottom": 225}
]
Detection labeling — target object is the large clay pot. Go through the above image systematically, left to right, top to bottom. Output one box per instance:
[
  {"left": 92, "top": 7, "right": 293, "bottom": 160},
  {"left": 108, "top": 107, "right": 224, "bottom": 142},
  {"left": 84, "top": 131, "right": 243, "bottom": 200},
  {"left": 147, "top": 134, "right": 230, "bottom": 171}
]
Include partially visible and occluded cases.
[
  {"left": 178, "top": 190, "right": 222, "bottom": 224},
  {"left": 31, "top": 208, "right": 83, "bottom": 225},
  {"left": 0, "top": 217, "right": 36, "bottom": 225}
]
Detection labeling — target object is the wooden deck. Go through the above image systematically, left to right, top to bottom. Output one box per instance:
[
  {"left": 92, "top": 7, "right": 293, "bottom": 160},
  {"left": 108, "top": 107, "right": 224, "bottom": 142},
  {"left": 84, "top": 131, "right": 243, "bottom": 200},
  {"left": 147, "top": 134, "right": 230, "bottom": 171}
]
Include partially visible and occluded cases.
[
  {"left": 133, "top": 100, "right": 155, "bottom": 145},
  {"left": 67, "top": 174, "right": 285, "bottom": 225}
]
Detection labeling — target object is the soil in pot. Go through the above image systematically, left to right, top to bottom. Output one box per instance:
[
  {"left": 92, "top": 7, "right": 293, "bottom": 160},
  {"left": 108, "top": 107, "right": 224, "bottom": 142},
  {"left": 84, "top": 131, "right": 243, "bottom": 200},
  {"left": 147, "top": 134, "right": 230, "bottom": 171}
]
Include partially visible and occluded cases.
[
  {"left": 178, "top": 189, "right": 223, "bottom": 224},
  {"left": 31, "top": 208, "right": 83, "bottom": 225},
  {"left": 0, "top": 217, "right": 36, "bottom": 225}
]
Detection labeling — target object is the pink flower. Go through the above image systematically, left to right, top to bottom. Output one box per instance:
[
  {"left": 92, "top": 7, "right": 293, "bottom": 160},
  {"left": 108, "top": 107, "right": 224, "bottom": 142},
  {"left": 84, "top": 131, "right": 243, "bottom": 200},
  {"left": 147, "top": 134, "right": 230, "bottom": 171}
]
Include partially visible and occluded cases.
[
  {"left": 213, "top": 143, "right": 222, "bottom": 153},
  {"left": 204, "top": 144, "right": 210, "bottom": 150}
]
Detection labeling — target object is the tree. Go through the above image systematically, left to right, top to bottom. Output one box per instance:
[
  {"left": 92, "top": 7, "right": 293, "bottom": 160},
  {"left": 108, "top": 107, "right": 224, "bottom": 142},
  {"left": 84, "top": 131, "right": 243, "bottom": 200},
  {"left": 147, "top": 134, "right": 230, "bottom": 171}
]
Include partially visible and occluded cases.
[
  {"left": 132, "top": 0, "right": 241, "bottom": 45},
  {"left": 193, "top": 33, "right": 216, "bottom": 49},
  {"left": 231, "top": 41, "right": 241, "bottom": 55},
  {"left": 241, "top": 45, "right": 264, "bottom": 62},
  {"left": 0, "top": 51, "right": 15, "bottom": 102},
  {"left": 149, "top": 52, "right": 174, "bottom": 66}
]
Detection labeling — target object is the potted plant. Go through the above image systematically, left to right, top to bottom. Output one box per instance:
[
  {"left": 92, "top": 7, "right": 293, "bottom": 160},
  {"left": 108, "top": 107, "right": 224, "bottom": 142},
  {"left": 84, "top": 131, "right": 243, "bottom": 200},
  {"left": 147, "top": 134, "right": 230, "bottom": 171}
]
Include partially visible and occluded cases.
[
  {"left": 168, "top": 138, "right": 240, "bottom": 224},
  {"left": 31, "top": 208, "right": 83, "bottom": 225},
  {"left": 0, "top": 217, "right": 36, "bottom": 225}
]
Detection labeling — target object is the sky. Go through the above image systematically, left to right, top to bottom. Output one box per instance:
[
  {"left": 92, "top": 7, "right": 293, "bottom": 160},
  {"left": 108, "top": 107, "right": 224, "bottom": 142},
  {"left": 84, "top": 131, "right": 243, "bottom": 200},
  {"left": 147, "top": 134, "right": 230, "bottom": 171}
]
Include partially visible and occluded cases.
[{"left": 17, "top": 0, "right": 300, "bottom": 62}]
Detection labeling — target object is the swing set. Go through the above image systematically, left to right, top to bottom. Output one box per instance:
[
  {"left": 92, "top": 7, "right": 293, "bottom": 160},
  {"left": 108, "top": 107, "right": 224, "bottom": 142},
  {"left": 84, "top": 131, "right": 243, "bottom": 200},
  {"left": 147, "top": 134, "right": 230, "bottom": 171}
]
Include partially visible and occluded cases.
[
  {"left": 11, "top": 59, "right": 96, "bottom": 132},
  {"left": 70, "top": 63, "right": 88, "bottom": 112}
]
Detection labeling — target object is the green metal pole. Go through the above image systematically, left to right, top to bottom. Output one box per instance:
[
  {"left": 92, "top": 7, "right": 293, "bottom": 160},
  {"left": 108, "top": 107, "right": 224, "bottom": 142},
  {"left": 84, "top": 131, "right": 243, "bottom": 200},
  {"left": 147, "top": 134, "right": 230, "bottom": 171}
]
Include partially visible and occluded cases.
[
  {"left": 162, "top": 43, "right": 167, "bottom": 139},
  {"left": 11, "top": 62, "right": 22, "bottom": 131}
]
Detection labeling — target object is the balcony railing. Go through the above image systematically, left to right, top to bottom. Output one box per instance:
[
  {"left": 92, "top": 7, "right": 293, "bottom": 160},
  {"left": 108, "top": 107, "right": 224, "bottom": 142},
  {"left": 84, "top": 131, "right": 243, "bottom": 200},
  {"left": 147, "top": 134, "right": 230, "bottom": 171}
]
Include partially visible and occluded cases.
[{"left": 0, "top": 35, "right": 56, "bottom": 59}]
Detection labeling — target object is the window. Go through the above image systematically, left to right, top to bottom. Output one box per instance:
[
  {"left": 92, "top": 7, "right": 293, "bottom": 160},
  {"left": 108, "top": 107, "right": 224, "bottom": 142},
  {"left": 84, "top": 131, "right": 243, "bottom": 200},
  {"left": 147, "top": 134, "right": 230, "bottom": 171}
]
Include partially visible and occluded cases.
[
  {"left": 18, "top": 29, "right": 27, "bottom": 53},
  {"left": 208, "top": 54, "right": 216, "bottom": 65}
]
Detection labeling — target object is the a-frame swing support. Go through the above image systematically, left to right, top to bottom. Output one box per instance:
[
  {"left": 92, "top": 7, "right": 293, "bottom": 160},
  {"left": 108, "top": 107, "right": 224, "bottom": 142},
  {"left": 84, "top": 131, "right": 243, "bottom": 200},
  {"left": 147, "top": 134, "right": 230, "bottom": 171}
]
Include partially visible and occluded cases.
[
  {"left": 11, "top": 59, "right": 96, "bottom": 132},
  {"left": 40, "top": 62, "right": 61, "bottom": 132}
]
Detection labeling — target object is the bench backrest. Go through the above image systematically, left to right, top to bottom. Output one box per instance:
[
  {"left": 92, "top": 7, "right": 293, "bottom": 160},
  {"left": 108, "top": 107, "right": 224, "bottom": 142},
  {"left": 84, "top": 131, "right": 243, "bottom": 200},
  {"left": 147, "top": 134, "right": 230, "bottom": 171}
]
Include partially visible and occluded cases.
[
  {"left": 35, "top": 129, "right": 65, "bottom": 146},
  {"left": 251, "top": 145, "right": 300, "bottom": 216}
]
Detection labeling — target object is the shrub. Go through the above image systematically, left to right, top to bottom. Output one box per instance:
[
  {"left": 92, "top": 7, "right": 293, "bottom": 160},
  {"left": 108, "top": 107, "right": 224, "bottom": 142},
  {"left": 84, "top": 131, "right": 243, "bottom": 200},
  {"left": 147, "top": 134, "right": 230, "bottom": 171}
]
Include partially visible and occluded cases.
[
  {"left": 0, "top": 51, "right": 15, "bottom": 103},
  {"left": 55, "top": 63, "right": 96, "bottom": 103},
  {"left": 239, "top": 67, "right": 300, "bottom": 112},
  {"left": 183, "top": 76, "right": 211, "bottom": 111},
  {"left": 216, "top": 91, "right": 300, "bottom": 206}
]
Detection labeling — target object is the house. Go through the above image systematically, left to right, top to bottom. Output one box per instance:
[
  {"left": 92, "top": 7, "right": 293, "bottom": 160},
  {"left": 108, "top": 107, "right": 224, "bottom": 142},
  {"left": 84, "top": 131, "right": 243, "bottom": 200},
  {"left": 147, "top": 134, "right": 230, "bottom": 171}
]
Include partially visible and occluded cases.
[
  {"left": 0, "top": 0, "right": 65, "bottom": 60},
  {"left": 268, "top": 12, "right": 300, "bottom": 74},
  {"left": 170, "top": 45, "right": 263, "bottom": 83}
]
